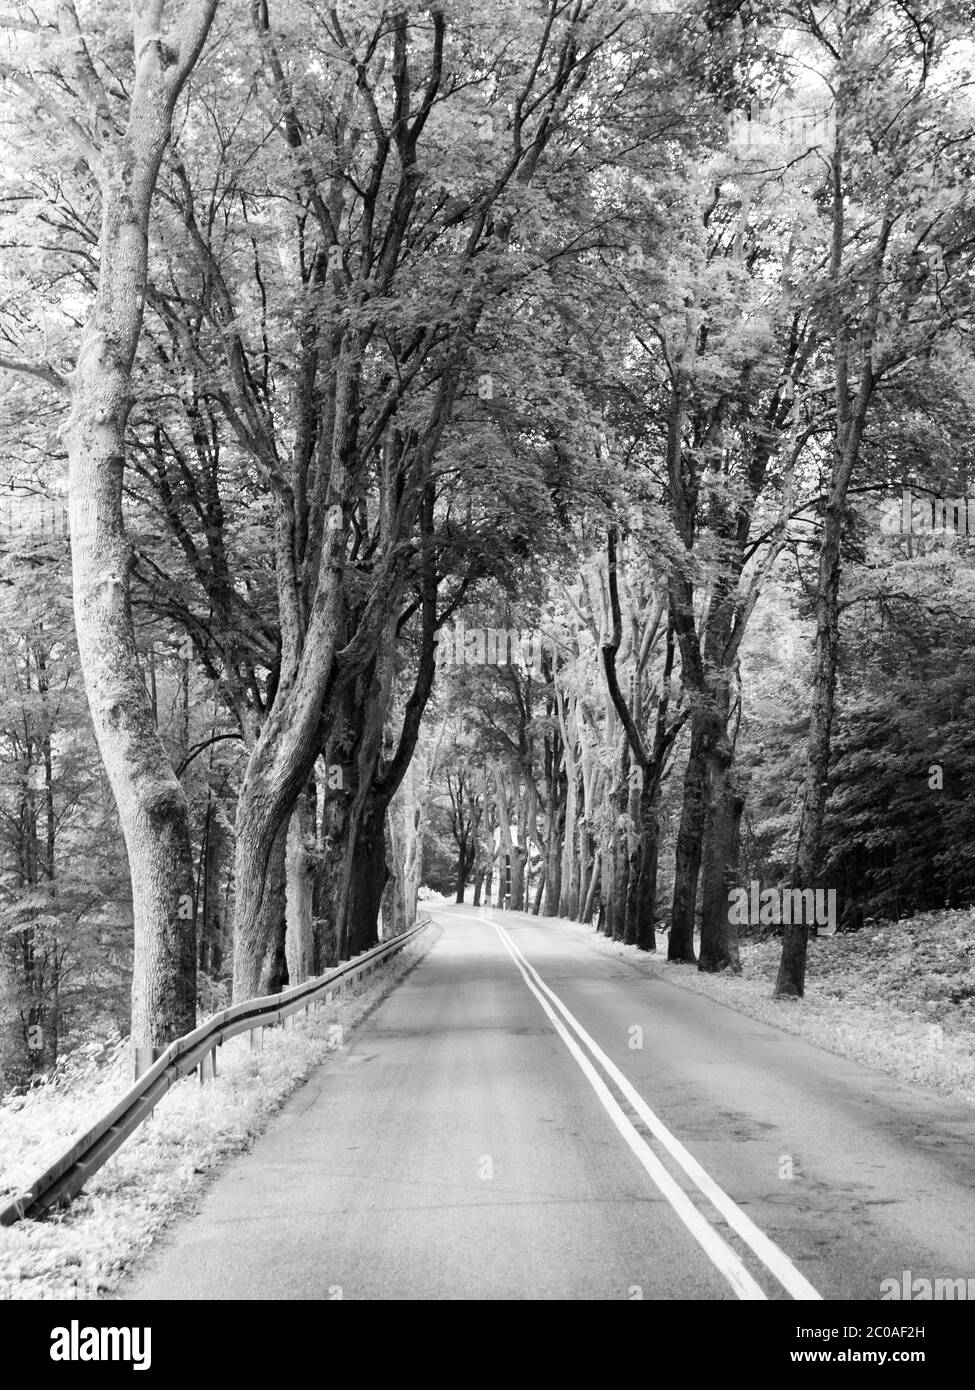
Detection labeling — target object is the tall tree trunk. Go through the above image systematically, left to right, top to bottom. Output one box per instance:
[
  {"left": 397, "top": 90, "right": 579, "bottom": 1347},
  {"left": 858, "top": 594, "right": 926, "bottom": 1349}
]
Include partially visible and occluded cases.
[
  {"left": 63, "top": 2, "right": 217, "bottom": 1056},
  {"left": 779, "top": 485, "right": 844, "bottom": 992},
  {"left": 599, "top": 529, "right": 681, "bottom": 953},
  {"left": 334, "top": 623, "right": 403, "bottom": 959},
  {"left": 557, "top": 697, "right": 579, "bottom": 919},
  {"left": 668, "top": 718, "right": 709, "bottom": 963},
  {"left": 314, "top": 725, "right": 352, "bottom": 969},
  {"left": 609, "top": 736, "right": 631, "bottom": 940},
  {"left": 698, "top": 754, "right": 744, "bottom": 973},
  {"left": 397, "top": 755, "right": 425, "bottom": 930},
  {"left": 623, "top": 764, "right": 646, "bottom": 946},
  {"left": 494, "top": 767, "right": 514, "bottom": 907},
  {"left": 556, "top": 767, "right": 578, "bottom": 917},
  {"left": 285, "top": 782, "right": 316, "bottom": 984},
  {"left": 633, "top": 784, "right": 660, "bottom": 952},
  {"left": 387, "top": 789, "right": 413, "bottom": 931},
  {"left": 345, "top": 797, "right": 389, "bottom": 957},
  {"left": 543, "top": 801, "right": 563, "bottom": 917},
  {"left": 201, "top": 805, "right": 227, "bottom": 974},
  {"left": 380, "top": 810, "right": 407, "bottom": 939},
  {"left": 232, "top": 818, "right": 288, "bottom": 993},
  {"left": 577, "top": 823, "right": 592, "bottom": 922},
  {"left": 455, "top": 834, "right": 468, "bottom": 903},
  {"left": 613, "top": 835, "right": 630, "bottom": 941},
  {"left": 510, "top": 844, "right": 527, "bottom": 912},
  {"left": 568, "top": 847, "right": 581, "bottom": 922},
  {"left": 583, "top": 853, "right": 601, "bottom": 924},
  {"left": 496, "top": 858, "right": 508, "bottom": 909},
  {"left": 532, "top": 863, "right": 547, "bottom": 916}
]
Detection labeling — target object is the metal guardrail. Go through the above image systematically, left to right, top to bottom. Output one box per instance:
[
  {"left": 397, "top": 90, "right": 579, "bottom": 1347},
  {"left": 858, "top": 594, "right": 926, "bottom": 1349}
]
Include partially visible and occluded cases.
[{"left": 0, "top": 919, "right": 431, "bottom": 1227}]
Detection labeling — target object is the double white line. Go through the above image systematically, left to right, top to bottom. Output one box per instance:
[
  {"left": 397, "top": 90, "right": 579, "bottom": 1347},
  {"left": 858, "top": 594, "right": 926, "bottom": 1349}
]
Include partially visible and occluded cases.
[{"left": 489, "top": 916, "right": 822, "bottom": 1301}]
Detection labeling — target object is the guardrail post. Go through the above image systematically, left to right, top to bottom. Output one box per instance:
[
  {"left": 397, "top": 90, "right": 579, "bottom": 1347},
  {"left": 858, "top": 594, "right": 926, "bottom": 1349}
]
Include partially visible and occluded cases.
[
  {"left": 250, "top": 1026, "right": 263, "bottom": 1052},
  {"left": 134, "top": 1045, "right": 162, "bottom": 1081},
  {"left": 199, "top": 1048, "right": 217, "bottom": 1084}
]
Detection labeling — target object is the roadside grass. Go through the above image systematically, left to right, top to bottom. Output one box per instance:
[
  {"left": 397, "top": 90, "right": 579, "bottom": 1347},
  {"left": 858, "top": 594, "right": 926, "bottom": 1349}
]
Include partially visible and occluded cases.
[
  {"left": 550, "top": 908, "right": 975, "bottom": 1105},
  {"left": 0, "top": 923, "right": 440, "bottom": 1301}
]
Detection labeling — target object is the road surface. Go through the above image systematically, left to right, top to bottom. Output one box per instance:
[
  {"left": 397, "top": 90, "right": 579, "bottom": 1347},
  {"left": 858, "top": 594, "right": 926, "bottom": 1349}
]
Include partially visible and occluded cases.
[{"left": 120, "top": 905, "right": 975, "bottom": 1301}]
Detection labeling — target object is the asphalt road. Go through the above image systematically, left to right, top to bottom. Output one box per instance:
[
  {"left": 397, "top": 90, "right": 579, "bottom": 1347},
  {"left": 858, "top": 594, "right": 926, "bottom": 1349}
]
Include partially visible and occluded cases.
[{"left": 120, "top": 905, "right": 975, "bottom": 1301}]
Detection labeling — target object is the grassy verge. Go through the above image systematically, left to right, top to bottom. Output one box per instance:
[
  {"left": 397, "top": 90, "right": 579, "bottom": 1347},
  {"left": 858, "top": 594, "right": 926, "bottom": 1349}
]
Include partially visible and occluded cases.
[{"left": 549, "top": 909, "right": 975, "bottom": 1105}]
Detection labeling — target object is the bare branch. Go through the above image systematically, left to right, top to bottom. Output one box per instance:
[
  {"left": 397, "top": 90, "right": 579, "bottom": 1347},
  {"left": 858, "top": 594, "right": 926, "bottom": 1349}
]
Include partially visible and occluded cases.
[
  {"left": 56, "top": 0, "right": 118, "bottom": 140},
  {"left": 0, "top": 16, "right": 49, "bottom": 33},
  {"left": 0, "top": 58, "right": 103, "bottom": 176},
  {"left": 0, "top": 353, "right": 69, "bottom": 392},
  {"left": 601, "top": 525, "right": 650, "bottom": 769}
]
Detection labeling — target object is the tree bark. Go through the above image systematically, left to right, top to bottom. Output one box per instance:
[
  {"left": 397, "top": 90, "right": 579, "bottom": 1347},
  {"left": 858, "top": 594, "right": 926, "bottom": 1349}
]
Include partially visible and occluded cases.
[
  {"left": 668, "top": 718, "right": 709, "bottom": 962},
  {"left": 698, "top": 759, "right": 744, "bottom": 973},
  {"left": 285, "top": 782, "right": 316, "bottom": 983},
  {"left": 633, "top": 784, "right": 661, "bottom": 952},
  {"left": 345, "top": 795, "right": 389, "bottom": 957},
  {"left": 380, "top": 810, "right": 407, "bottom": 939},
  {"left": 232, "top": 817, "right": 288, "bottom": 994},
  {"left": 577, "top": 823, "right": 592, "bottom": 922},
  {"left": 455, "top": 834, "right": 469, "bottom": 903},
  {"left": 510, "top": 843, "right": 527, "bottom": 912},
  {"left": 582, "top": 852, "right": 601, "bottom": 924},
  {"left": 532, "top": 862, "right": 547, "bottom": 916}
]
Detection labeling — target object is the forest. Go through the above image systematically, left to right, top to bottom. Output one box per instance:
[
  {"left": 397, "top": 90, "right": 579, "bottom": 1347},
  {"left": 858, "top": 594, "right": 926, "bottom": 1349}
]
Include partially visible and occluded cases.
[{"left": 1, "top": 0, "right": 973, "bottom": 1094}]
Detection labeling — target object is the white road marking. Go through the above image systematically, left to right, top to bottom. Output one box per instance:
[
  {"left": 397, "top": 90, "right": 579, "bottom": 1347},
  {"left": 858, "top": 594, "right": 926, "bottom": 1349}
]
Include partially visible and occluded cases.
[
  {"left": 489, "top": 915, "right": 823, "bottom": 1302},
  {"left": 488, "top": 919, "right": 767, "bottom": 1299}
]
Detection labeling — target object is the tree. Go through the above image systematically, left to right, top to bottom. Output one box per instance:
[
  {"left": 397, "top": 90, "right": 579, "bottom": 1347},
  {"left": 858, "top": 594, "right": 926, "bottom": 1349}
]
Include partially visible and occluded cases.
[
  {"left": 777, "top": 0, "right": 975, "bottom": 995},
  {"left": 0, "top": 1, "right": 217, "bottom": 1061}
]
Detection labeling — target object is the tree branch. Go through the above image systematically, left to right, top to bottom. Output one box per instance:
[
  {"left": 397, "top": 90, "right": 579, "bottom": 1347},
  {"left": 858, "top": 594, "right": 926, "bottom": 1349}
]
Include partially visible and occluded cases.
[
  {"left": 0, "top": 57, "right": 103, "bottom": 176},
  {"left": 0, "top": 354, "right": 69, "bottom": 392},
  {"left": 601, "top": 525, "right": 650, "bottom": 769}
]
